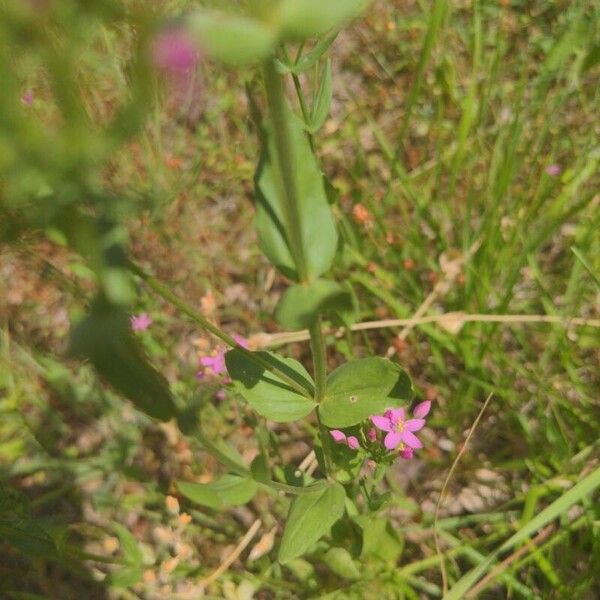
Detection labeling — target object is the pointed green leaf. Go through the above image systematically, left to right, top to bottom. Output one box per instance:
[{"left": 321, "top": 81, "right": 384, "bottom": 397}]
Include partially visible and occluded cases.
[
  {"left": 188, "top": 10, "right": 276, "bottom": 66},
  {"left": 292, "top": 32, "right": 338, "bottom": 74},
  {"left": 308, "top": 59, "right": 333, "bottom": 133},
  {"left": 256, "top": 113, "right": 338, "bottom": 282},
  {"left": 275, "top": 279, "right": 351, "bottom": 329},
  {"left": 68, "top": 300, "right": 175, "bottom": 421},
  {"left": 225, "top": 349, "right": 316, "bottom": 422},
  {"left": 319, "top": 358, "right": 413, "bottom": 427},
  {"left": 177, "top": 475, "right": 258, "bottom": 510},
  {"left": 278, "top": 482, "right": 346, "bottom": 563},
  {"left": 112, "top": 522, "right": 143, "bottom": 566},
  {"left": 322, "top": 547, "right": 361, "bottom": 580},
  {"left": 107, "top": 566, "right": 143, "bottom": 588}
]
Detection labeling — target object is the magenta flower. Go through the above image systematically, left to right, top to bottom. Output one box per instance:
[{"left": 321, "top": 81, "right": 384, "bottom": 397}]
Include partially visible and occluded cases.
[
  {"left": 151, "top": 28, "right": 200, "bottom": 74},
  {"left": 21, "top": 91, "right": 33, "bottom": 107},
  {"left": 545, "top": 164, "right": 561, "bottom": 176},
  {"left": 131, "top": 313, "right": 153, "bottom": 332},
  {"left": 197, "top": 335, "right": 249, "bottom": 378},
  {"left": 371, "top": 401, "right": 431, "bottom": 451},
  {"left": 330, "top": 430, "right": 360, "bottom": 450}
]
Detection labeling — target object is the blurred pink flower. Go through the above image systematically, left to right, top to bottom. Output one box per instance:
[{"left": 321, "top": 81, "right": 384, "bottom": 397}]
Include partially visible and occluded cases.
[
  {"left": 151, "top": 28, "right": 200, "bottom": 74},
  {"left": 21, "top": 91, "right": 33, "bottom": 106},
  {"left": 545, "top": 164, "right": 561, "bottom": 176},
  {"left": 131, "top": 312, "right": 152, "bottom": 332},
  {"left": 197, "top": 335, "right": 248, "bottom": 378},
  {"left": 371, "top": 401, "right": 431, "bottom": 452},
  {"left": 367, "top": 428, "right": 377, "bottom": 442},
  {"left": 330, "top": 430, "right": 360, "bottom": 450}
]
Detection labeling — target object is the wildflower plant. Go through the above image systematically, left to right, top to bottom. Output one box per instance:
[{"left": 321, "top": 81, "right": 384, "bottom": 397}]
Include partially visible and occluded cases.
[
  {"left": 1, "top": 0, "right": 425, "bottom": 577},
  {"left": 156, "top": 0, "right": 428, "bottom": 565}
]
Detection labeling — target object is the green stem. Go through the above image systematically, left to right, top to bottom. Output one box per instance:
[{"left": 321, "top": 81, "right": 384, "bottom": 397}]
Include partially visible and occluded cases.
[
  {"left": 263, "top": 59, "right": 308, "bottom": 281},
  {"left": 130, "top": 261, "right": 313, "bottom": 399},
  {"left": 309, "top": 318, "right": 327, "bottom": 402}
]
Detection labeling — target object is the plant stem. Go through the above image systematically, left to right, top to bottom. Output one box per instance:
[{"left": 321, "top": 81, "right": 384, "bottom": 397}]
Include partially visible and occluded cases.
[
  {"left": 262, "top": 59, "right": 308, "bottom": 282},
  {"left": 130, "top": 261, "right": 313, "bottom": 398},
  {"left": 309, "top": 318, "right": 327, "bottom": 402}
]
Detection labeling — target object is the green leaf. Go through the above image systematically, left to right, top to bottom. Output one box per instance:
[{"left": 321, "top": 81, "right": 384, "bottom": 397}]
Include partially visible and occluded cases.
[
  {"left": 278, "top": 0, "right": 370, "bottom": 41},
  {"left": 188, "top": 10, "right": 276, "bottom": 66},
  {"left": 292, "top": 32, "right": 338, "bottom": 74},
  {"left": 308, "top": 59, "right": 333, "bottom": 133},
  {"left": 256, "top": 112, "right": 338, "bottom": 282},
  {"left": 275, "top": 279, "right": 351, "bottom": 329},
  {"left": 68, "top": 299, "right": 175, "bottom": 421},
  {"left": 225, "top": 348, "right": 316, "bottom": 422},
  {"left": 319, "top": 358, "right": 413, "bottom": 428},
  {"left": 445, "top": 465, "right": 600, "bottom": 600},
  {"left": 177, "top": 475, "right": 258, "bottom": 510},
  {"left": 278, "top": 481, "right": 346, "bottom": 563},
  {"left": 0, "top": 515, "right": 58, "bottom": 559},
  {"left": 355, "top": 516, "right": 403, "bottom": 563},
  {"left": 112, "top": 522, "right": 143, "bottom": 566},
  {"left": 322, "top": 547, "right": 361, "bottom": 580},
  {"left": 107, "top": 566, "right": 143, "bottom": 588}
]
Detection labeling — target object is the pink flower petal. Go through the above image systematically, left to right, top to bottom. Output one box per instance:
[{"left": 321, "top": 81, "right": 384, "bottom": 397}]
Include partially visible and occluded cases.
[
  {"left": 131, "top": 313, "right": 152, "bottom": 331},
  {"left": 413, "top": 401, "right": 431, "bottom": 419},
  {"left": 385, "top": 407, "right": 404, "bottom": 425},
  {"left": 371, "top": 415, "right": 392, "bottom": 432},
  {"left": 404, "top": 418, "right": 426, "bottom": 432},
  {"left": 330, "top": 430, "right": 346, "bottom": 443},
  {"left": 399, "top": 430, "right": 422, "bottom": 449},
  {"left": 384, "top": 431, "right": 402, "bottom": 450},
  {"left": 346, "top": 436, "right": 360, "bottom": 450},
  {"left": 399, "top": 448, "right": 414, "bottom": 460}
]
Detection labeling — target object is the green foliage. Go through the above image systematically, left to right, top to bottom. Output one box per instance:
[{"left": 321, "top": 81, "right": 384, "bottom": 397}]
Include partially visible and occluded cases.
[
  {"left": 277, "top": 0, "right": 370, "bottom": 41},
  {"left": 188, "top": 11, "right": 276, "bottom": 66},
  {"left": 308, "top": 59, "right": 333, "bottom": 133},
  {"left": 256, "top": 111, "right": 338, "bottom": 282},
  {"left": 275, "top": 279, "right": 351, "bottom": 329},
  {"left": 69, "top": 299, "right": 176, "bottom": 421},
  {"left": 225, "top": 348, "right": 316, "bottom": 421},
  {"left": 319, "top": 358, "right": 413, "bottom": 427},
  {"left": 177, "top": 475, "right": 258, "bottom": 509},
  {"left": 279, "top": 481, "right": 346, "bottom": 563},
  {"left": 0, "top": 486, "right": 58, "bottom": 560},
  {"left": 355, "top": 516, "right": 403, "bottom": 563},
  {"left": 107, "top": 522, "right": 144, "bottom": 588},
  {"left": 322, "top": 547, "right": 361, "bottom": 580}
]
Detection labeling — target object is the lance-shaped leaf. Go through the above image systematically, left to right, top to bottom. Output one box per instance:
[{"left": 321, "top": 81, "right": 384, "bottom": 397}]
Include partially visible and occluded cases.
[
  {"left": 188, "top": 10, "right": 276, "bottom": 66},
  {"left": 308, "top": 59, "right": 333, "bottom": 133},
  {"left": 256, "top": 112, "right": 338, "bottom": 282},
  {"left": 275, "top": 279, "right": 351, "bottom": 329},
  {"left": 69, "top": 299, "right": 175, "bottom": 421},
  {"left": 225, "top": 349, "right": 316, "bottom": 422},
  {"left": 319, "top": 357, "right": 413, "bottom": 428},
  {"left": 178, "top": 475, "right": 258, "bottom": 510},
  {"left": 278, "top": 481, "right": 346, "bottom": 563}
]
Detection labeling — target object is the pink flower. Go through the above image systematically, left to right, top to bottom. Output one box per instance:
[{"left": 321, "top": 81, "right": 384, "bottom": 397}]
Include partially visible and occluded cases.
[
  {"left": 151, "top": 28, "right": 200, "bottom": 74},
  {"left": 21, "top": 91, "right": 33, "bottom": 106},
  {"left": 545, "top": 164, "right": 561, "bottom": 176},
  {"left": 131, "top": 312, "right": 153, "bottom": 332},
  {"left": 197, "top": 335, "right": 248, "bottom": 378},
  {"left": 371, "top": 401, "right": 431, "bottom": 452},
  {"left": 367, "top": 428, "right": 377, "bottom": 442},
  {"left": 330, "top": 430, "right": 360, "bottom": 450}
]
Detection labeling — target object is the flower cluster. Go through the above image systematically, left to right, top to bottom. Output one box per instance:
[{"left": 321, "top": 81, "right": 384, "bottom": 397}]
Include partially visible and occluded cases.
[
  {"left": 197, "top": 335, "right": 248, "bottom": 379},
  {"left": 329, "top": 401, "right": 431, "bottom": 461}
]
